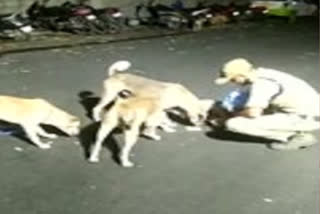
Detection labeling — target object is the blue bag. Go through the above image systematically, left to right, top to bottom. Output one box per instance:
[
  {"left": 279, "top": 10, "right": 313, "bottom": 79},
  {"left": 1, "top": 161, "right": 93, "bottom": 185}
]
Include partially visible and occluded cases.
[{"left": 221, "top": 89, "right": 249, "bottom": 112}]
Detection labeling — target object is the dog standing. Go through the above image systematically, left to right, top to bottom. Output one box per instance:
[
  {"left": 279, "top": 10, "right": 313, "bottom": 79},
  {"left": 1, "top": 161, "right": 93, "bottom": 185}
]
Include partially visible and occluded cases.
[
  {"left": 93, "top": 60, "right": 213, "bottom": 126},
  {"left": 0, "top": 95, "right": 80, "bottom": 149},
  {"left": 89, "top": 95, "right": 172, "bottom": 167}
]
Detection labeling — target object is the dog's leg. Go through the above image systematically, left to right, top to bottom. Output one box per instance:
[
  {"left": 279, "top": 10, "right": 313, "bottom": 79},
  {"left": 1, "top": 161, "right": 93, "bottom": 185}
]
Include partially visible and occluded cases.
[
  {"left": 93, "top": 83, "right": 123, "bottom": 121},
  {"left": 92, "top": 96, "right": 114, "bottom": 122},
  {"left": 142, "top": 112, "right": 164, "bottom": 141},
  {"left": 159, "top": 112, "right": 176, "bottom": 133},
  {"left": 162, "top": 115, "right": 177, "bottom": 127},
  {"left": 88, "top": 119, "right": 117, "bottom": 163},
  {"left": 159, "top": 123, "right": 176, "bottom": 133},
  {"left": 21, "top": 124, "right": 52, "bottom": 149},
  {"left": 121, "top": 124, "right": 140, "bottom": 167},
  {"left": 36, "top": 126, "right": 58, "bottom": 139},
  {"left": 142, "top": 126, "right": 161, "bottom": 141}
]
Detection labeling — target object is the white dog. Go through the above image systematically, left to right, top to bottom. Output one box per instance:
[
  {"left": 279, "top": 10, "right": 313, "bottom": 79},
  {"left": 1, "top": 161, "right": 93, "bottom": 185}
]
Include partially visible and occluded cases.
[
  {"left": 93, "top": 60, "right": 213, "bottom": 126},
  {"left": 0, "top": 95, "right": 80, "bottom": 149}
]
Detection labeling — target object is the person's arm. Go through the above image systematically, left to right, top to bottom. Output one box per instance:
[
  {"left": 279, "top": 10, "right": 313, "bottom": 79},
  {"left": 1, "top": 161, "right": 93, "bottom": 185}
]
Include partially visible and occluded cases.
[
  {"left": 235, "top": 80, "right": 280, "bottom": 118},
  {"left": 233, "top": 107, "right": 264, "bottom": 118}
]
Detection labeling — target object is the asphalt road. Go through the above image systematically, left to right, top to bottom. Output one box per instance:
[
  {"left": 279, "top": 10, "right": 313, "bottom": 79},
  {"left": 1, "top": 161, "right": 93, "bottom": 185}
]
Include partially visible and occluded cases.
[{"left": 0, "top": 19, "right": 319, "bottom": 214}]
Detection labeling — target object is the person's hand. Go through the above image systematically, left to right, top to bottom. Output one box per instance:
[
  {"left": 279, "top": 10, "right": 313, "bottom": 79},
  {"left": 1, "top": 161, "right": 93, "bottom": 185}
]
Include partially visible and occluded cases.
[{"left": 234, "top": 107, "right": 264, "bottom": 118}]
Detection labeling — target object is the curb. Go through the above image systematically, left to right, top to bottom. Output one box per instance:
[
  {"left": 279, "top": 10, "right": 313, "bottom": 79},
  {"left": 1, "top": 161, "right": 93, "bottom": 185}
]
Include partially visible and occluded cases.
[{"left": 0, "top": 27, "right": 196, "bottom": 55}]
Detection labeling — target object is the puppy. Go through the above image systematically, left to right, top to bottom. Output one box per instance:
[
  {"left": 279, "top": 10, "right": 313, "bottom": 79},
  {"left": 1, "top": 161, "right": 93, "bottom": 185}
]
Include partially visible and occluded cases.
[
  {"left": 93, "top": 60, "right": 213, "bottom": 126},
  {"left": 89, "top": 94, "right": 172, "bottom": 167},
  {"left": 0, "top": 95, "right": 80, "bottom": 149}
]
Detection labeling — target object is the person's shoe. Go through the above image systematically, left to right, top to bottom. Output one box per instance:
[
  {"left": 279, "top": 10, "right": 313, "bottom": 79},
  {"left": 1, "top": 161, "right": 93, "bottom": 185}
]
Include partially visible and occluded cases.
[{"left": 270, "top": 133, "right": 317, "bottom": 151}]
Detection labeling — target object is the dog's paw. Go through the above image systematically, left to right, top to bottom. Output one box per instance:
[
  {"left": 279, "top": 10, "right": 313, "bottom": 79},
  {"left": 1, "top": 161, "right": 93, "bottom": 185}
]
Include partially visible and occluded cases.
[
  {"left": 161, "top": 120, "right": 178, "bottom": 128},
  {"left": 169, "top": 122, "right": 178, "bottom": 128},
  {"left": 161, "top": 126, "right": 176, "bottom": 133},
  {"left": 185, "top": 126, "right": 202, "bottom": 132},
  {"left": 163, "top": 128, "right": 176, "bottom": 133},
  {"left": 142, "top": 130, "right": 162, "bottom": 141},
  {"left": 47, "top": 134, "right": 58, "bottom": 139},
  {"left": 145, "top": 134, "right": 161, "bottom": 141},
  {"left": 152, "top": 135, "right": 161, "bottom": 141},
  {"left": 38, "top": 143, "right": 52, "bottom": 150},
  {"left": 269, "top": 143, "right": 299, "bottom": 151},
  {"left": 120, "top": 155, "right": 135, "bottom": 167},
  {"left": 88, "top": 156, "right": 100, "bottom": 163},
  {"left": 121, "top": 161, "right": 135, "bottom": 168}
]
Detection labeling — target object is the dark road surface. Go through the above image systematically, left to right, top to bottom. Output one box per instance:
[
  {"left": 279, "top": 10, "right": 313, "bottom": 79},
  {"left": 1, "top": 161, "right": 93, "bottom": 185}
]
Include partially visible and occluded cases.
[{"left": 0, "top": 19, "right": 319, "bottom": 214}]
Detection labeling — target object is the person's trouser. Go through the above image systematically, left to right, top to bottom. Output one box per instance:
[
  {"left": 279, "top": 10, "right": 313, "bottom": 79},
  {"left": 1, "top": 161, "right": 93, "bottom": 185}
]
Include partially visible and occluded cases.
[{"left": 225, "top": 113, "right": 319, "bottom": 142}]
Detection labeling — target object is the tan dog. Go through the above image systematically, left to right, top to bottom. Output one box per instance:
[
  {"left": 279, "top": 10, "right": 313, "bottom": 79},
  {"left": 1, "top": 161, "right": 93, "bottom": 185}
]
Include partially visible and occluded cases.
[
  {"left": 93, "top": 60, "right": 213, "bottom": 126},
  {"left": 0, "top": 95, "right": 80, "bottom": 149},
  {"left": 89, "top": 95, "right": 173, "bottom": 167}
]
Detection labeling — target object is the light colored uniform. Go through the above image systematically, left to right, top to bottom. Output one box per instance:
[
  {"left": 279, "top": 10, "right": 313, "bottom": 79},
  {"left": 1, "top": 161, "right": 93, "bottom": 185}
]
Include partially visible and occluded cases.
[{"left": 225, "top": 68, "right": 320, "bottom": 142}]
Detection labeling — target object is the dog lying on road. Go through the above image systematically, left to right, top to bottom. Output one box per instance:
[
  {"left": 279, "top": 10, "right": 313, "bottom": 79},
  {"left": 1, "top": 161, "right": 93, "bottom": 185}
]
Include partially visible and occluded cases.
[
  {"left": 93, "top": 60, "right": 213, "bottom": 127},
  {"left": 0, "top": 95, "right": 80, "bottom": 149}
]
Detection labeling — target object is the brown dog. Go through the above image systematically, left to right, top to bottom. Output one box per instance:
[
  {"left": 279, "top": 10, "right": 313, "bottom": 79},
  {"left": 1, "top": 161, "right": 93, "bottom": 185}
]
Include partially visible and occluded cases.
[
  {"left": 89, "top": 94, "right": 173, "bottom": 167},
  {"left": 0, "top": 95, "right": 80, "bottom": 149}
]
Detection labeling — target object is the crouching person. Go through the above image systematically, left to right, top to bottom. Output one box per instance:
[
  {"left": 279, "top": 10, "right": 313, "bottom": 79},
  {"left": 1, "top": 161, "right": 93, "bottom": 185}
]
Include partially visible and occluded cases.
[{"left": 211, "top": 58, "right": 319, "bottom": 150}]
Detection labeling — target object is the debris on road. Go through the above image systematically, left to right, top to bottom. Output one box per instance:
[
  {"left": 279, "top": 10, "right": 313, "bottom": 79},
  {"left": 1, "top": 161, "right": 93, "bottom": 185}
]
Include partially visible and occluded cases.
[
  {"left": 19, "top": 69, "right": 31, "bottom": 73},
  {"left": 14, "top": 147, "right": 24, "bottom": 152},
  {"left": 263, "top": 198, "right": 273, "bottom": 203}
]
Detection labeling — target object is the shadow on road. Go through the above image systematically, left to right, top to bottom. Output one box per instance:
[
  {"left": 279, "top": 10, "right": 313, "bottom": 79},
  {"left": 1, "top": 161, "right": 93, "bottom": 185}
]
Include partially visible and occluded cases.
[
  {"left": 77, "top": 91, "right": 121, "bottom": 165},
  {"left": 78, "top": 91, "right": 100, "bottom": 120},
  {"left": 0, "top": 121, "right": 71, "bottom": 148},
  {"left": 78, "top": 122, "right": 121, "bottom": 165},
  {"left": 205, "top": 127, "right": 271, "bottom": 146}
]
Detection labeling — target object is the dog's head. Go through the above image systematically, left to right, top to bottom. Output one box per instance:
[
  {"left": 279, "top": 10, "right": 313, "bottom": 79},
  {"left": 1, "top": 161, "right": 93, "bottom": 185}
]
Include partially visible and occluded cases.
[
  {"left": 188, "top": 99, "right": 215, "bottom": 126},
  {"left": 45, "top": 105, "right": 81, "bottom": 136},
  {"left": 62, "top": 117, "right": 81, "bottom": 136}
]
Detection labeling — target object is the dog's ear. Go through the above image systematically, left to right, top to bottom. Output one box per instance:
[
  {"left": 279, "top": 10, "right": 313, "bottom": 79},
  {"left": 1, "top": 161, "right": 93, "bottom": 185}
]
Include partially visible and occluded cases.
[
  {"left": 118, "top": 90, "right": 134, "bottom": 99},
  {"left": 200, "top": 99, "right": 215, "bottom": 112}
]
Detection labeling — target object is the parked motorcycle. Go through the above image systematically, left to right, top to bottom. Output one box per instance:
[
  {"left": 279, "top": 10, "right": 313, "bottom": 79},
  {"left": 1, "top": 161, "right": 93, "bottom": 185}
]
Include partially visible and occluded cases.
[
  {"left": 27, "top": 0, "right": 100, "bottom": 34},
  {"left": 27, "top": 0, "right": 126, "bottom": 35},
  {"left": 136, "top": 0, "right": 188, "bottom": 30},
  {"left": 136, "top": 0, "right": 213, "bottom": 30},
  {"left": 232, "top": 4, "right": 268, "bottom": 22},
  {"left": 93, "top": 7, "right": 126, "bottom": 34},
  {"left": 0, "top": 13, "right": 33, "bottom": 40}
]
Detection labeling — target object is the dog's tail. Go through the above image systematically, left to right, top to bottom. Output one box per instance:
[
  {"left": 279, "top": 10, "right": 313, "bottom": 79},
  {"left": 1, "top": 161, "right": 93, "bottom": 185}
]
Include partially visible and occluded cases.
[{"left": 108, "top": 60, "right": 132, "bottom": 76}]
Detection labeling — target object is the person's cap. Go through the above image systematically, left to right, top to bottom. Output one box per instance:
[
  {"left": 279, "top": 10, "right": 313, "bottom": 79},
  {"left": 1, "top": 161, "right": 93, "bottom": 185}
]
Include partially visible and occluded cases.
[{"left": 215, "top": 58, "right": 254, "bottom": 85}]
